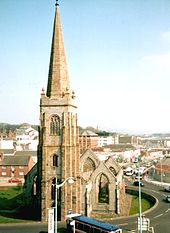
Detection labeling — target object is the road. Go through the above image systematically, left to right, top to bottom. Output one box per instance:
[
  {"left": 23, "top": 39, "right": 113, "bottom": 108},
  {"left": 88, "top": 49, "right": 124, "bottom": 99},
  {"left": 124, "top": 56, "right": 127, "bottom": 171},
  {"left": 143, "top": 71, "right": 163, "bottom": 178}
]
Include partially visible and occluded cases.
[
  {"left": 110, "top": 180, "right": 170, "bottom": 233},
  {"left": 0, "top": 181, "right": 169, "bottom": 233},
  {"left": 0, "top": 221, "right": 68, "bottom": 233},
  {"left": 0, "top": 222, "right": 48, "bottom": 233}
]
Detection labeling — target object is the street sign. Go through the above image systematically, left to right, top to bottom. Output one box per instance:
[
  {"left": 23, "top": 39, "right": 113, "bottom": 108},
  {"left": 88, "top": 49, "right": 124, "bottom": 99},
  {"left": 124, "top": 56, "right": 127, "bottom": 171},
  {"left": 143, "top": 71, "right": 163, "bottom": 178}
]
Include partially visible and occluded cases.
[
  {"left": 48, "top": 208, "right": 54, "bottom": 233},
  {"left": 138, "top": 216, "right": 150, "bottom": 231}
]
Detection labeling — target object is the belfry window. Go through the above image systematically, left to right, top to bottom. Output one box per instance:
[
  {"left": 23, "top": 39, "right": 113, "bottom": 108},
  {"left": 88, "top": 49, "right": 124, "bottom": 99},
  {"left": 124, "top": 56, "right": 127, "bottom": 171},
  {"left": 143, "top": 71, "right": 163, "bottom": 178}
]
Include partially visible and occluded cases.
[{"left": 50, "top": 115, "right": 60, "bottom": 135}]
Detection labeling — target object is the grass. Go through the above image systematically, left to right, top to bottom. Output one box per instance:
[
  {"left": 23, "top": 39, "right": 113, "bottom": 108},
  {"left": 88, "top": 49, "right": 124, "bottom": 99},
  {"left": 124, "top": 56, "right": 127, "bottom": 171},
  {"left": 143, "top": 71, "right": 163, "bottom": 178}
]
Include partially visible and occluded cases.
[
  {"left": 0, "top": 185, "right": 36, "bottom": 223},
  {"left": 0, "top": 186, "right": 153, "bottom": 223},
  {"left": 0, "top": 186, "right": 23, "bottom": 209},
  {"left": 129, "top": 195, "right": 152, "bottom": 215},
  {"left": 0, "top": 215, "right": 27, "bottom": 223}
]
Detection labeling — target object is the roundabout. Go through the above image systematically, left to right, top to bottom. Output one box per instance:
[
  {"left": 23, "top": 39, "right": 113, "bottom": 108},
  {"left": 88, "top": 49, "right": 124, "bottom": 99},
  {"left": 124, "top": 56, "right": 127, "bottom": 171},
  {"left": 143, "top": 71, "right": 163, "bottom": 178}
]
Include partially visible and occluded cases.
[
  {"left": 109, "top": 180, "right": 170, "bottom": 233},
  {"left": 125, "top": 186, "right": 158, "bottom": 216}
]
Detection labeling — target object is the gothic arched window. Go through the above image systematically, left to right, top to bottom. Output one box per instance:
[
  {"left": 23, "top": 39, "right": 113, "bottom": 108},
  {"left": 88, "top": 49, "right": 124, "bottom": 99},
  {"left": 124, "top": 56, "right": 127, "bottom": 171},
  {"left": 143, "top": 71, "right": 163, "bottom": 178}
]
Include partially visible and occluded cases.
[
  {"left": 50, "top": 115, "right": 60, "bottom": 135},
  {"left": 83, "top": 158, "right": 95, "bottom": 180},
  {"left": 83, "top": 158, "right": 95, "bottom": 173},
  {"left": 98, "top": 174, "right": 109, "bottom": 204}
]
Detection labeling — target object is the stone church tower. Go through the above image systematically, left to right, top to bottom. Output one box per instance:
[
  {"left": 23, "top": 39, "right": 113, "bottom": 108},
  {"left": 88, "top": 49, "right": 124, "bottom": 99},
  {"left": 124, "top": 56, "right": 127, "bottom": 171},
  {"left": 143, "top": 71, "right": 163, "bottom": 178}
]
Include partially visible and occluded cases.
[{"left": 37, "top": 2, "right": 81, "bottom": 222}]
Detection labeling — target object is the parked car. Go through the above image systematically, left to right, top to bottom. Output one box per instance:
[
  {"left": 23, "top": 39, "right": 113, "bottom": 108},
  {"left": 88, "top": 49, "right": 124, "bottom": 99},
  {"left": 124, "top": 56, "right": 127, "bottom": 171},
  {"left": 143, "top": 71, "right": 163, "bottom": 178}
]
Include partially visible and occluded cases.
[
  {"left": 124, "top": 167, "right": 134, "bottom": 176},
  {"left": 8, "top": 178, "right": 22, "bottom": 183},
  {"left": 133, "top": 181, "right": 144, "bottom": 187},
  {"left": 164, "top": 185, "right": 170, "bottom": 192},
  {"left": 164, "top": 195, "right": 170, "bottom": 203}
]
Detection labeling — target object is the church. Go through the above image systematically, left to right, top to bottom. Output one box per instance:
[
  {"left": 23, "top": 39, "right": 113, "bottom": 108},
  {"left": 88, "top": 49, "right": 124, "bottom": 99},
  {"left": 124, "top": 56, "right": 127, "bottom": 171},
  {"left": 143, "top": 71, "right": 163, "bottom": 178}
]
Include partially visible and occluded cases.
[{"left": 24, "top": 1, "right": 126, "bottom": 222}]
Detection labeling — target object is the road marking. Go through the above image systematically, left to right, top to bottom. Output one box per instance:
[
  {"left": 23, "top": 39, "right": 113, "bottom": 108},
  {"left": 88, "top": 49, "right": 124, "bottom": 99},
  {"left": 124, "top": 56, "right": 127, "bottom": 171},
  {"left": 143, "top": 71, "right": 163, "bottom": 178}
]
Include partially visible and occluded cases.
[
  {"left": 151, "top": 189, "right": 160, "bottom": 194},
  {"left": 165, "top": 208, "right": 170, "bottom": 213},
  {"left": 154, "top": 213, "right": 163, "bottom": 218},
  {"left": 119, "top": 223, "right": 128, "bottom": 226},
  {"left": 126, "top": 230, "right": 136, "bottom": 232}
]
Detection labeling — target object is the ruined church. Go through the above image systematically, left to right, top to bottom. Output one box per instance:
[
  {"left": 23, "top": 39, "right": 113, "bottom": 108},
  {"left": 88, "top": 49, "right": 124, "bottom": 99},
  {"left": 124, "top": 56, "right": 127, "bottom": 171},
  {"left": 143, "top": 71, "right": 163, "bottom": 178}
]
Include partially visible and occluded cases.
[{"left": 24, "top": 2, "right": 126, "bottom": 222}]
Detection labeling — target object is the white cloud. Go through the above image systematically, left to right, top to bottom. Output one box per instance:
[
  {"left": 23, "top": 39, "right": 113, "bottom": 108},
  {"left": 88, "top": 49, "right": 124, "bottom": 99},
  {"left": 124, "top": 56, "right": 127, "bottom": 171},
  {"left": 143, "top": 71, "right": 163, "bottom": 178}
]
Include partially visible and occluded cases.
[
  {"left": 161, "top": 31, "right": 170, "bottom": 42},
  {"left": 142, "top": 52, "right": 170, "bottom": 70}
]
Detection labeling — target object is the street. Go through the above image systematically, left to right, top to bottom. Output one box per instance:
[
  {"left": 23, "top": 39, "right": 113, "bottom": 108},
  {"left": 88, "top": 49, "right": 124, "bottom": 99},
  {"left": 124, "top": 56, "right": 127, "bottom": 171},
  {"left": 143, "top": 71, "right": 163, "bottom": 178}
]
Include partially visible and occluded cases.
[
  {"left": 110, "top": 180, "right": 170, "bottom": 233},
  {"left": 0, "top": 221, "right": 67, "bottom": 233}
]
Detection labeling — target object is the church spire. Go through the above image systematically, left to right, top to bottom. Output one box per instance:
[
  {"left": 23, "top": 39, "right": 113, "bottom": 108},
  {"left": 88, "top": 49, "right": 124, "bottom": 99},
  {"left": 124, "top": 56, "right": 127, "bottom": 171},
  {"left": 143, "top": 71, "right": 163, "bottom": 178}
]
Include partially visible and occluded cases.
[{"left": 46, "top": 2, "right": 70, "bottom": 98}]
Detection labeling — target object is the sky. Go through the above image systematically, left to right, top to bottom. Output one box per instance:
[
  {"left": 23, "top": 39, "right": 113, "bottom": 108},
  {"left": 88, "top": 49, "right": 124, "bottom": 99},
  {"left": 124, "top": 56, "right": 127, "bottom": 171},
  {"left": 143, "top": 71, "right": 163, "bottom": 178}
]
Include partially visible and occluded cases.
[{"left": 0, "top": 0, "right": 170, "bottom": 134}]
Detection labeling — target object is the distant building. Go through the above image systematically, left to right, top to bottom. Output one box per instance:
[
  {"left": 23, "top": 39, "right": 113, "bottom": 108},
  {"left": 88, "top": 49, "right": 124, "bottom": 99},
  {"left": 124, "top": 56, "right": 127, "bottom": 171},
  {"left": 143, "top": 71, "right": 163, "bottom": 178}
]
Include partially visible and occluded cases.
[
  {"left": 16, "top": 124, "right": 38, "bottom": 151},
  {"left": 79, "top": 130, "right": 98, "bottom": 150},
  {"left": 79, "top": 131, "right": 120, "bottom": 150},
  {"left": 0, "top": 135, "right": 37, "bottom": 176},
  {"left": 98, "top": 135, "right": 118, "bottom": 147},
  {"left": 118, "top": 135, "right": 138, "bottom": 144},
  {"left": 0, "top": 139, "right": 14, "bottom": 149},
  {"left": 164, "top": 139, "right": 170, "bottom": 148},
  {"left": 0, "top": 149, "right": 15, "bottom": 156},
  {"left": 15, "top": 150, "right": 37, "bottom": 165},
  {"left": 0, "top": 154, "right": 34, "bottom": 178},
  {"left": 150, "top": 156, "right": 170, "bottom": 183}
]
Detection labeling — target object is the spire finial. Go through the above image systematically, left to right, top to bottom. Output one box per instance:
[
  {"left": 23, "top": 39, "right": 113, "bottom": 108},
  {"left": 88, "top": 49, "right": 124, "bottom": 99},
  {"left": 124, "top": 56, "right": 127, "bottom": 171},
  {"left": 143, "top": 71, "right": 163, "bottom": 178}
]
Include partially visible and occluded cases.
[{"left": 55, "top": 0, "right": 59, "bottom": 6}]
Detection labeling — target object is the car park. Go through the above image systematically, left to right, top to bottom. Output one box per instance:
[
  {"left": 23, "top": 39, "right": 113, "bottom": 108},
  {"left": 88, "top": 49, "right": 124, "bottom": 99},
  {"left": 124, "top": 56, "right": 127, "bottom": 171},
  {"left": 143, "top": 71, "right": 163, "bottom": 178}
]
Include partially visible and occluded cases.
[
  {"left": 8, "top": 178, "right": 22, "bottom": 183},
  {"left": 133, "top": 181, "right": 144, "bottom": 187}
]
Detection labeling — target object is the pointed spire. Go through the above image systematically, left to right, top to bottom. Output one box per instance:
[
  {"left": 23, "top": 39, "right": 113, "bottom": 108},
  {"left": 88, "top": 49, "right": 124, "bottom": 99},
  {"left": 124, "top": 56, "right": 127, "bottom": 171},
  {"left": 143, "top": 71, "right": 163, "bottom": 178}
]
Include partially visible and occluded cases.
[{"left": 46, "top": 2, "right": 70, "bottom": 98}]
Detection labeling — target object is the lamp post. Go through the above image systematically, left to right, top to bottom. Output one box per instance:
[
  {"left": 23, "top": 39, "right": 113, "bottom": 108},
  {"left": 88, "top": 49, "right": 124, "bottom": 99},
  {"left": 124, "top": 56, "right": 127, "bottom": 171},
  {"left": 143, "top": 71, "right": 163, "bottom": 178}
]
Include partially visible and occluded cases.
[
  {"left": 136, "top": 155, "right": 142, "bottom": 233},
  {"left": 160, "top": 157, "right": 163, "bottom": 186},
  {"left": 138, "top": 171, "right": 142, "bottom": 233},
  {"left": 55, "top": 176, "right": 75, "bottom": 233}
]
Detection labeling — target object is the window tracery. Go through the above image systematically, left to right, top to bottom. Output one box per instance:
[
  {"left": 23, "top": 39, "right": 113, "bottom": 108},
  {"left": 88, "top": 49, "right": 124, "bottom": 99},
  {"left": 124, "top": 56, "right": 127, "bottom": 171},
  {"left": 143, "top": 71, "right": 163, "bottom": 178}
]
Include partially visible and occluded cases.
[{"left": 83, "top": 158, "right": 95, "bottom": 180}]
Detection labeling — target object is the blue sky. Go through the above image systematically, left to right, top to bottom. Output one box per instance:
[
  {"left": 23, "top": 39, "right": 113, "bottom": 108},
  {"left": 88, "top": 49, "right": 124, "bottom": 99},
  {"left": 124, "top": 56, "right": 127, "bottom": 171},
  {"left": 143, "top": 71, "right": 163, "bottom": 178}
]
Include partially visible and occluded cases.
[{"left": 0, "top": 0, "right": 170, "bottom": 134}]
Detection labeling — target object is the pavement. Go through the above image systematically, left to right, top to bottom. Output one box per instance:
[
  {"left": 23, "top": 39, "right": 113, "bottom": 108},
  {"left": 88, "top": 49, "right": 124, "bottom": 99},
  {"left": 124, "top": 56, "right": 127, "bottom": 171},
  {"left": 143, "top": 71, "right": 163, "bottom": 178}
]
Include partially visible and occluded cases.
[
  {"left": 144, "top": 175, "right": 170, "bottom": 188},
  {"left": 0, "top": 177, "right": 24, "bottom": 186}
]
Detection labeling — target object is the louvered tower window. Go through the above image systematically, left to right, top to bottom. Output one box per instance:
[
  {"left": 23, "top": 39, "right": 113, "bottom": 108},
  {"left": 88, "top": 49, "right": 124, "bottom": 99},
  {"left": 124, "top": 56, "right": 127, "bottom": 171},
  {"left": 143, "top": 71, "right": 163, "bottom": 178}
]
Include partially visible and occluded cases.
[{"left": 50, "top": 115, "right": 60, "bottom": 135}]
